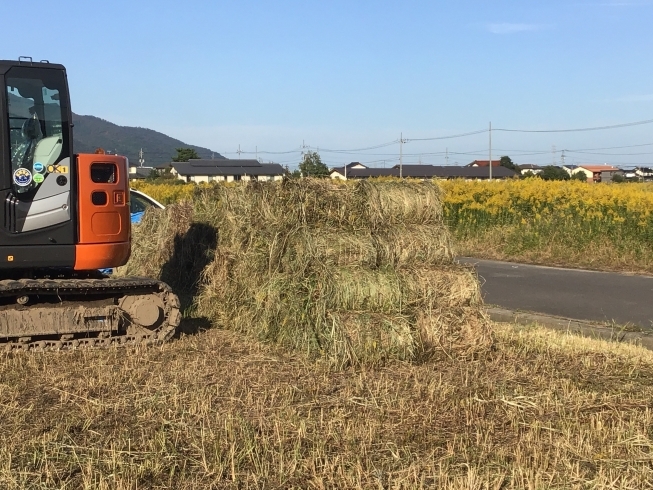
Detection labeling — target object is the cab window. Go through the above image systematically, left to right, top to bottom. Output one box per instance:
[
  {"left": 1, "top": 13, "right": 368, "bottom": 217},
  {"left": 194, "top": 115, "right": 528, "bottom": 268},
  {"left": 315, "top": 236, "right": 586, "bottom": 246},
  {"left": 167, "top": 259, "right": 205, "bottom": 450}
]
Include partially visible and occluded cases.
[{"left": 6, "top": 72, "right": 65, "bottom": 193}]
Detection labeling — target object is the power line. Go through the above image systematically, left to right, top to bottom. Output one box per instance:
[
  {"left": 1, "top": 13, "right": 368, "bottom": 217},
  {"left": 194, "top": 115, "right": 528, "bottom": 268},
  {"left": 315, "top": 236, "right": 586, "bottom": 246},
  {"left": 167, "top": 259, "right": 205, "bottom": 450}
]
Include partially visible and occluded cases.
[
  {"left": 494, "top": 119, "right": 653, "bottom": 133},
  {"left": 405, "top": 129, "right": 487, "bottom": 142},
  {"left": 305, "top": 140, "right": 400, "bottom": 153}
]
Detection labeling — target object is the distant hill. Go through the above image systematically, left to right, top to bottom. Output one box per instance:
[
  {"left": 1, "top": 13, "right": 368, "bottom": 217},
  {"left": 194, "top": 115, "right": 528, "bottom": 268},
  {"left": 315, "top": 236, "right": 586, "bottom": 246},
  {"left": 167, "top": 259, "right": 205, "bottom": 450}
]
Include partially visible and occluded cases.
[{"left": 71, "top": 114, "right": 224, "bottom": 166}]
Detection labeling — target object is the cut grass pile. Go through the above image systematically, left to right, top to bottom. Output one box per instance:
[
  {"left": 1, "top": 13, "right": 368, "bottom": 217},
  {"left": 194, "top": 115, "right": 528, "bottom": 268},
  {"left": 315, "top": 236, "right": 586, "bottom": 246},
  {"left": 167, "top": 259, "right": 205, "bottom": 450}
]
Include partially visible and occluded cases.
[
  {"left": 122, "top": 179, "right": 490, "bottom": 366},
  {"left": 1, "top": 324, "right": 652, "bottom": 488}
]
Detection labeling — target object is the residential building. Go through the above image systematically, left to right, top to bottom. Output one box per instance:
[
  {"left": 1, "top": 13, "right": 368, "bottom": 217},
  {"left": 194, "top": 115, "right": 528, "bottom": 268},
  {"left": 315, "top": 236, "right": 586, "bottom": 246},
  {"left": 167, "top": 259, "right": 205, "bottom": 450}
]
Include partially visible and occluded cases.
[
  {"left": 170, "top": 159, "right": 286, "bottom": 183},
  {"left": 466, "top": 160, "right": 502, "bottom": 167},
  {"left": 330, "top": 162, "right": 368, "bottom": 180},
  {"left": 330, "top": 163, "right": 516, "bottom": 180},
  {"left": 518, "top": 164, "right": 543, "bottom": 175},
  {"left": 562, "top": 165, "right": 580, "bottom": 176},
  {"left": 573, "top": 165, "right": 622, "bottom": 183},
  {"left": 128, "top": 166, "right": 155, "bottom": 180},
  {"left": 635, "top": 167, "right": 653, "bottom": 181},
  {"left": 622, "top": 168, "right": 638, "bottom": 180}
]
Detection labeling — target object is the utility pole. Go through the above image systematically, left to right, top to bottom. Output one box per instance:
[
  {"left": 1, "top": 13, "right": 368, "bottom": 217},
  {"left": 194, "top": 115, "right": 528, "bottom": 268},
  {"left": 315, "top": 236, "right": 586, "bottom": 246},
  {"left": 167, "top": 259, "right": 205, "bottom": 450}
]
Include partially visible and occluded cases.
[
  {"left": 489, "top": 122, "right": 492, "bottom": 181},
  {"left": 399, "top": 133, "right": 403, "bottom": 178},
  {"left": 237, "top": 144, "right": 241, "bottom": 159},
  {"left": 552, "top": 145, "right": 556, "bottom": 166},
  {"left": 138, "top": 148, "right": 144, "bottom": 167},
  {"left": 445, "top": 148, "right": 449, "bottom": 166},
  {"left": 561, "top": 150, "right": 566, "bottom": 167}
]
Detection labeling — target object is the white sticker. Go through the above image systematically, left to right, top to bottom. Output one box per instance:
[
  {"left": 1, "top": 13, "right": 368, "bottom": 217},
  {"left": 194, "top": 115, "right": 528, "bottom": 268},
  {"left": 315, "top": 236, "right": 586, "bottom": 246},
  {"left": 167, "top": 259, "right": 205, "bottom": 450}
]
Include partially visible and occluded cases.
[{"left": 14, "top": 168, "right": 32, "bottom": 187}]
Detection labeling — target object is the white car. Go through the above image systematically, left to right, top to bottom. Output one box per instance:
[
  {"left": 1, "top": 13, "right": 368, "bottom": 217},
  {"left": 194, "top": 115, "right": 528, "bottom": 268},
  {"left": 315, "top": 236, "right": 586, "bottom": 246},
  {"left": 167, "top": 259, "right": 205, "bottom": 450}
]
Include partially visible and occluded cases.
[{"left": 130, "top": 189, "right": 165, "bottom": 224}]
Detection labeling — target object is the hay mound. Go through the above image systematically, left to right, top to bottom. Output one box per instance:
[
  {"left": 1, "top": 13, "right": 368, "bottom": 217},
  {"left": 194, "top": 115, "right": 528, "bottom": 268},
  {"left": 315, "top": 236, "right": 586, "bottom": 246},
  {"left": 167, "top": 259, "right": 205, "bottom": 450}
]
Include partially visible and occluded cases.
[
  {"left": 194, "top": 179, "right": 491, "bottom": 367},
  {"left": 116, "top": 201, "right": 217, "bottom": 308},
  {"left": 116, "top": 201, "right": 193, "bottom": 279}
]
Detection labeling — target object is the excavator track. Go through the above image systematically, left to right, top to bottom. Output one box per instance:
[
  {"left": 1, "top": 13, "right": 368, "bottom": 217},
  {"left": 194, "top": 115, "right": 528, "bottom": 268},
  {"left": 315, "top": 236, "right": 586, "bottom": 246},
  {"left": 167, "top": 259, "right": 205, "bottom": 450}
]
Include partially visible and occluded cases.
[{"left": 0, "top": 277, "right": 181, "bottom": 352}]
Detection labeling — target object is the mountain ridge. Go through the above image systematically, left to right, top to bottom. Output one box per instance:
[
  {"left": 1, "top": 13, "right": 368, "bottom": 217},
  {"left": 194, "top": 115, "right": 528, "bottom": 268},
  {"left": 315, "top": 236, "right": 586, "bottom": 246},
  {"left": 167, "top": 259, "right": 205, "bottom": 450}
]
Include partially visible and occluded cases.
[{"left": 72, "top": 113, "right": 224, "bottom": 166}]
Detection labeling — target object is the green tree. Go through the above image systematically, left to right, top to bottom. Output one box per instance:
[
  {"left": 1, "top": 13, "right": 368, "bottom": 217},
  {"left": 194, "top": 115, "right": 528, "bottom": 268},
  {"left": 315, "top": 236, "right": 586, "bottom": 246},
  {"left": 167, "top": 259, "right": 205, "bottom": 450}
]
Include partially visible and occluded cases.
[
  {"left": 172, "top": 148, "right": 200, "bottom": 162},
  {"left": 299, "top": 151, "right": 329, "bottom": 178},
  {"left": 500, "top": 156, "right": 517, "bottom": 171},
  {"left": 540, "top": 165, "right": 570, "bottom": 181},
  {"left": 571, "top": 171, "right": 588, "bottom": 182},
  {"left": 610, "top": 173, "right": 625, "bottom": 183}
]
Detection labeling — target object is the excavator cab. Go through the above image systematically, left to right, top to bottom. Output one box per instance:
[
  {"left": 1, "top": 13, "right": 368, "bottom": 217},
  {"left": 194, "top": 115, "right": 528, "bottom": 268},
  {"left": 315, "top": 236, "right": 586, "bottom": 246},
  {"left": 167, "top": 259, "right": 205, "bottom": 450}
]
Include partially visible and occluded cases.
[{"left": 1, "top": 59, "right": 130, "bottom": 272}]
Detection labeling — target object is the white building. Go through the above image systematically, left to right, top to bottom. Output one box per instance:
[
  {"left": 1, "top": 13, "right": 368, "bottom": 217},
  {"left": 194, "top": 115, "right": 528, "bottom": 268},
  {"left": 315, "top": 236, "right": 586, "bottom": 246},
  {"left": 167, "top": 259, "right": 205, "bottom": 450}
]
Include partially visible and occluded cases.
[{"left": 170, "top": 159, "right": 285, "bottom": 183}]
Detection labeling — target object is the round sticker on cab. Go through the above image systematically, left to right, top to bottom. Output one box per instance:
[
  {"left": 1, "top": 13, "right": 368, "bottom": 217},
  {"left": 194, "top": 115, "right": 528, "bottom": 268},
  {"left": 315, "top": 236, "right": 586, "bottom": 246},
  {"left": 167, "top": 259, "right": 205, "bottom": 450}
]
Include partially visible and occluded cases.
[
  {"left": 33, "top": 162, "right": 45, "bottom": 174},
  {"left": 14, "top": 168, "right": 32, "bottom": 187},
  {"left": 33, "top": 173, "right": 44, "bottom": 184}
]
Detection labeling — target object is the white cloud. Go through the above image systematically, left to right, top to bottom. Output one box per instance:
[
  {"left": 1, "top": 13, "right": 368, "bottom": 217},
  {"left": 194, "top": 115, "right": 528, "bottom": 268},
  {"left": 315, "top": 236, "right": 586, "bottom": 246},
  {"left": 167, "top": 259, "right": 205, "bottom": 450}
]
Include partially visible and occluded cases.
[{"left": 487, "top": 23, "right": 550, "bottom": 34}]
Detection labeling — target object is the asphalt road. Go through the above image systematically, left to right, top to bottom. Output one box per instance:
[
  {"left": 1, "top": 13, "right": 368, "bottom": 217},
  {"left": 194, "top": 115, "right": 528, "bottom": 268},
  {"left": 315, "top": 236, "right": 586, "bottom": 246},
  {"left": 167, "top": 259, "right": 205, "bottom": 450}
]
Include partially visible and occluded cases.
[{"left": 459, "top": 258, "right": 653, "bottom": 329}]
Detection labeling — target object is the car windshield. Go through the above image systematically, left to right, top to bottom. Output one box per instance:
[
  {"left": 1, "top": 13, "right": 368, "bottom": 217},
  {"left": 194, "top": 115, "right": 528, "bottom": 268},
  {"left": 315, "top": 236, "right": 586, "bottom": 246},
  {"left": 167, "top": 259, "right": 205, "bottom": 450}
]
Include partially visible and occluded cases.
[{"left": 130, "top": 193, "right": 150, "bottom": 214}]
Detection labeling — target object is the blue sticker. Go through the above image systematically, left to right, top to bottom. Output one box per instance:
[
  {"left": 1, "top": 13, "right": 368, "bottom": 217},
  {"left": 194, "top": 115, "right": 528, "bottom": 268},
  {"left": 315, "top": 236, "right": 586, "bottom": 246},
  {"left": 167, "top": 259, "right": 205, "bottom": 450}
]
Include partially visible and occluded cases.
[
  {"left": 33, "top": 162, "right": 45, "bottom": 174},
  {"left": 14, "top": 168, "right": 32, "bottom": 187}
]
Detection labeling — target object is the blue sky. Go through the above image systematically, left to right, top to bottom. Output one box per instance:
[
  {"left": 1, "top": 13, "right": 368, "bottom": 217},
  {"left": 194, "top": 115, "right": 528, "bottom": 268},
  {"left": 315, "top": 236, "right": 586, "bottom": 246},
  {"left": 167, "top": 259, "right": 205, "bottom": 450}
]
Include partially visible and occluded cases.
[{"left": 3, "top": 0, "right": 653, "bottom": 168}]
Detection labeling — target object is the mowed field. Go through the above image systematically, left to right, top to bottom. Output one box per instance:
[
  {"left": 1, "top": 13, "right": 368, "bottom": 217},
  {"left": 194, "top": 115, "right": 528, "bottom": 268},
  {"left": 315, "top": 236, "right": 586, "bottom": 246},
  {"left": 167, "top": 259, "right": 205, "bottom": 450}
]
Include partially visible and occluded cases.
[
  {"left": 2, "top": 179, "right": 653, "bottom": 488},
  {"left": 2, "top": 323, "right": 653, "bottom": 488}
]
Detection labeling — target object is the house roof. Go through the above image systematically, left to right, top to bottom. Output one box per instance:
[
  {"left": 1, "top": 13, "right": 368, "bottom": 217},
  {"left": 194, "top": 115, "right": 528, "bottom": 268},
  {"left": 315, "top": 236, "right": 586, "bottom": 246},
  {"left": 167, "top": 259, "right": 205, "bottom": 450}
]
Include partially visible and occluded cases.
[
  {"left": 188, "top": 159, "right": 262, "bottom": 167},
  {"left": 171, "top": 160, "right": 285, "bottom": 177},
  {"left": 466, "top": 160, "right": 502, "bottom": 167},
  {"left": 330, "top": 162, "right": 369, "bottom": 175},
  {"left": 518, "top": 164, "right": 542, "bottom": 170},
  {"left": 333, "top": 165, "right": 516, "bottom": 179},
  {"left": 396, "top": 165, "right": 516, "bottom": 178},
  {"left": 563, "top": 165, "right": 579, "bottom": 170},
  {"left": 579, "top": 165, "right": 620, "bottom": 172},
  {"left": 128, "top": 167, "right": 153, "bottom": 179},
  {"left": 344, "top": 168, "right": 398, "bottom": 177}
]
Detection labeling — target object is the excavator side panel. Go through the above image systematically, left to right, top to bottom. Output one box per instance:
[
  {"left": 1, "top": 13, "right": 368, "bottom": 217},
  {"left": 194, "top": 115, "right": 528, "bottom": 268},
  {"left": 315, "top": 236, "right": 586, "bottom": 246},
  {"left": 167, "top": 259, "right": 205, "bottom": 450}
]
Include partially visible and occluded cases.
[{"left": 75, "top": 154, "right": 131, "bottom": 270}]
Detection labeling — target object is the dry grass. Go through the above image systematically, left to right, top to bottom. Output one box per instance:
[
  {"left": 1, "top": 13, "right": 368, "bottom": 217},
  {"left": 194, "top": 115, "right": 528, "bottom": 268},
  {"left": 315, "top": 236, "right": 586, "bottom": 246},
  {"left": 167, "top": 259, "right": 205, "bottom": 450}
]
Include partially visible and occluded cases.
[
  {"left": 121, "top": 179, "right": 490, "bottom": 367},
  {"left": 456, "top": 225, "right": 653, "bottom": 274},
  {"left": 1, "top": 322, "right": 652, "bottom": 488}
]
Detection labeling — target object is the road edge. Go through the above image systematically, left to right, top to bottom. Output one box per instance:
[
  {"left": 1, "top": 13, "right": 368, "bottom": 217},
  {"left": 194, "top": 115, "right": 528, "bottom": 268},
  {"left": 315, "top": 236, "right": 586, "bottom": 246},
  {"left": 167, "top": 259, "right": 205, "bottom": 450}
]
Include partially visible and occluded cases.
[{"left": 487, "top": 307, "right": 653, "bottom": 351}]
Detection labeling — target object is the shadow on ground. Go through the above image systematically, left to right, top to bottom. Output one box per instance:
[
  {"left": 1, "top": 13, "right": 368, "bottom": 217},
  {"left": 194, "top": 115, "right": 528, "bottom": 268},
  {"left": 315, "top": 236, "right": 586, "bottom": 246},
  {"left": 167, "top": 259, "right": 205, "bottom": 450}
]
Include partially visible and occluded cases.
[
  {"left": 159, "top": 223, "right": 219, "bottom": 336},
  {"left": 175, "top": 317, "right": 214, "bottom": 338}
]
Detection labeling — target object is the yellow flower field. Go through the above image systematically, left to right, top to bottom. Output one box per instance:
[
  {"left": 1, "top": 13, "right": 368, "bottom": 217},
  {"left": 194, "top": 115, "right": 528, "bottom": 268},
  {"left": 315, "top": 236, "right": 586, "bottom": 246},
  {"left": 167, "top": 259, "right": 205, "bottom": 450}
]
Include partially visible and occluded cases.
[
  {"left": 439, "top": 179, "right": 653, "bottom": 271},
  {"left": 130, "top": 180, "right": 197, "bottom": 204}
]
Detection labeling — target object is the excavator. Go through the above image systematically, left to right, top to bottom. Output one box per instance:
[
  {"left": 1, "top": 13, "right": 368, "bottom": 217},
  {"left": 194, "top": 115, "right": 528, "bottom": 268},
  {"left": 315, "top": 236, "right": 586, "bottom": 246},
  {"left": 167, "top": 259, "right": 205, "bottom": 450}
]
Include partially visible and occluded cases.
[{"left": 0, "top": 58, "right": 181, "bottom": 351}]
